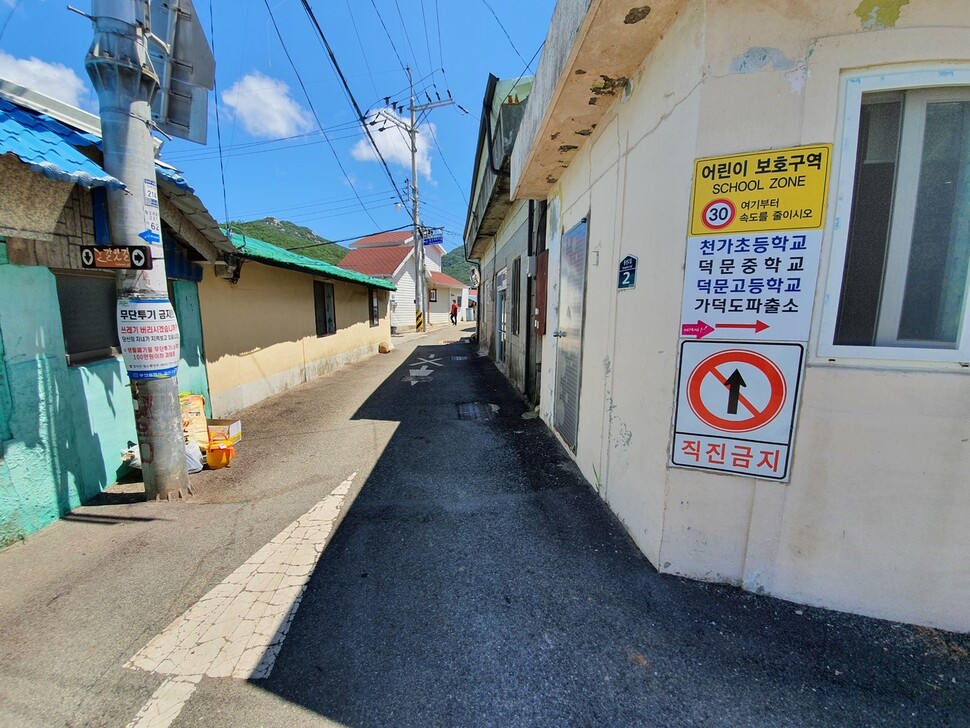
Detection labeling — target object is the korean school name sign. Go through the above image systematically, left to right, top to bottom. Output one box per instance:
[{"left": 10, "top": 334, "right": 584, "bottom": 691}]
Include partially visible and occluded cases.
[{"left": 672, "top": 144, "right": 831, "bottom": 481}]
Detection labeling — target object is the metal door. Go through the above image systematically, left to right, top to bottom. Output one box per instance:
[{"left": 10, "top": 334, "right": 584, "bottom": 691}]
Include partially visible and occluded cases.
[{"left": 553, "top": 218, "right": 589, "bottom": 450}]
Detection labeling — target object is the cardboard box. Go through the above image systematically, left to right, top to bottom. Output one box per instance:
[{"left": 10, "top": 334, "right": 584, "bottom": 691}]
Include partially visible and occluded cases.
[{"left": 207, "top": 419, "right": 242, "bottom": 445}]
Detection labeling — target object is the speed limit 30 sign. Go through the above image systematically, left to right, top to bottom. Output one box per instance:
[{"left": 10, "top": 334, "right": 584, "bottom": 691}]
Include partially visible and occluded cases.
[{"left": 701, "top": 198, "right": 735, "bottom": 230}]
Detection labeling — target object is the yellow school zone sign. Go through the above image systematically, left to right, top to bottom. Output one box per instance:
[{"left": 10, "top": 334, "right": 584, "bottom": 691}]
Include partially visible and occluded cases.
[{"left": 689, "top": 145, "right": 832, "bottom": 236}]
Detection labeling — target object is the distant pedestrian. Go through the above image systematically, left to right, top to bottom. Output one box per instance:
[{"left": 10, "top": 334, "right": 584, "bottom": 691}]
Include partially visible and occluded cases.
[{"left": 450, "top": 300, "right": 458, "bottom": 325}]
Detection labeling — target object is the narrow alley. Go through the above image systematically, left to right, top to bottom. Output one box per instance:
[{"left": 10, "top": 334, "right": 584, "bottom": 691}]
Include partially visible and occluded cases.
[{"left": 0, "top": 326, "right": 967, "bottom": 728}]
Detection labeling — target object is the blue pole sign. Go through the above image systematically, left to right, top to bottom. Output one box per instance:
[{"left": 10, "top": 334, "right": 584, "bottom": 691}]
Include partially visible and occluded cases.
[
  {"left": 423, "top": 235, "right": 443, "bottom": 247},
  {"left": 618, "top": 254, "right": 638, "bottom": 290}
]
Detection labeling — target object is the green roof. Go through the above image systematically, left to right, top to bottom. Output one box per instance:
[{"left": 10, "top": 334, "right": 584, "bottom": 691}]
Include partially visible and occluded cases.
[{"left": 227, "top": 231, "right": 395, "bottom": 291}]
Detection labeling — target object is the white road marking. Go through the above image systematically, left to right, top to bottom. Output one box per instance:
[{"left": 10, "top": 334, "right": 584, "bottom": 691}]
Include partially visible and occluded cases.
[
  {"left": 413, "top": 353, "right": 444, "bottom": 367},
  {"left": 125, "top": 473, "right": 358, "bottom": 728},
  {"left": 126, "top": 675, "right": 201, "bottom": 728}
]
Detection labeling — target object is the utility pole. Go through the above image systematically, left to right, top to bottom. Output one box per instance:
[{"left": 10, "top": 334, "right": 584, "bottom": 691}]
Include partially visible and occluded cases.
[
  {"left": 85, "top": 0, "right": 191, "bottom": 500},
  {"left": 375, "top": 67, "right": 454, "bottom": 333}
]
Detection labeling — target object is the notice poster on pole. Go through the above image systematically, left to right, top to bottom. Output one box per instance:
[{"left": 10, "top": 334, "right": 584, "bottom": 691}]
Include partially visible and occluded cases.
[{"left": 117, "top": 298, "right": 181, "bottom": 380}]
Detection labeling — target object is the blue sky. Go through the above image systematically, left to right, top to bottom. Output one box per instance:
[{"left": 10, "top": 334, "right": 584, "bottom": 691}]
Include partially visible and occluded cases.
[{"left": 0, "top": 0, "right": 555, "bottom": 251}]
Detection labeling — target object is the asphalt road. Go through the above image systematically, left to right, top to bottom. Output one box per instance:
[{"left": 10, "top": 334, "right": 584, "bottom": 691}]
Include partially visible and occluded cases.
[{"left": 0, "top": 325, "right": 968, "bottom": 727}]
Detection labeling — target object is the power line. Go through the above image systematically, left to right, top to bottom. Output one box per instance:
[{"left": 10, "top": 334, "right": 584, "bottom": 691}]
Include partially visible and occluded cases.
[
  {"left": 0, "top": 0, "right": 24, "bottom": 44},
  {"left": 208, "top": 0, "right": 231, "bottom": 231},
  {"left": 262, "top": 0, "right": 380, "bottom": 229},
  {"left": 299, "top": 0, "right": 412, "bottom": 215},
  {"left": 345, "top": 0, "right": 380, "bottom": 100},
  {"left": 368, "top": 0, "right": 407, "bottom": 73},
  {"left": 393, "top": 0, "right": 422, "bottom": 76},
  {"left": 419, "top": 0, "right": 435, "bottom": 85},
  {"left": 433, "top": 0, "right": 448, "bottom": 87},
  {"left": 479, "top": 0, "right": 529, "bottom": 68},
  {"left": 426, "top": 121, "right": 469, "bottom": 207},
  {"left": 163, "top": 129, "right": 365, "bottom": 164},
  {"left": 231, "top": 189, "right": 397, "bottom": 221},
  {"left": 267, "top": 223, "right": 413, "bottom": 253}
]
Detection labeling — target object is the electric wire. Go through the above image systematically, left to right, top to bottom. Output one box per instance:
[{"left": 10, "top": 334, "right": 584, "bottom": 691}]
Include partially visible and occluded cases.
[
  {"left": 0, "top": 0, "right": 24, "bottom": 44},
  {"left": 208, "top": 0, "right": 232, "bottom": 234},
  {"left": 262, "top": 0, "right": 380, "bottom": 229},
  {"left": 299, "top": 0, "right": 412, "bottom": 216},
  {"left": 345, "top": 0, "right": 380, "bottom": 100},
  {"left": 368, "top": 0, "right": 407, "bottom": 73},
  {"left": 393, "top": 0, "right": 422, "bottom": 77},
  {"left": 419, "top": 0, "right": 435, "bottom": 85},
  {"left": 433, "top": 0, "right": 449, "bottom": 87},
  {"left": 479, "top": 0, "right": 529, "bottom": 68},
  {"left": 426, "top": 121, "right": 468, "bottom": 206},
  {"left": 162, "top": 129, "right": 366, "bottom": 164},
  {"left": 232, "top": 189, "right": 397, "bottom": 221},
  {"left": 278, "top": 223, "right": 413, "bottom": 253}
]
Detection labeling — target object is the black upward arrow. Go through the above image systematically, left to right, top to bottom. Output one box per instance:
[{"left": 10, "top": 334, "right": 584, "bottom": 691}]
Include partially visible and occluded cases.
[{"left": 725, "top": 369, "right": 746, "bottom": 415}]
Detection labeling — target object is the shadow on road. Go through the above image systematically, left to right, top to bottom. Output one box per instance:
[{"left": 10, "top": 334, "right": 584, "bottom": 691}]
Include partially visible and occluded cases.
[{"left": 250, "top": 337, "right": 970, "bottom": 727}]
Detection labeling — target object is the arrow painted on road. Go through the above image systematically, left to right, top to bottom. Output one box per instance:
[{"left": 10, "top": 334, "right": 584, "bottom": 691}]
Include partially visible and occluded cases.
[
  {"left": 680, "top": 320, "right": 769, "bottom": 339},
  {"left": 403, "top": 364, "right": 434, "bottom": 386},
  {"left": 724, "top": 368, "right": 746, "bottom": 415}
]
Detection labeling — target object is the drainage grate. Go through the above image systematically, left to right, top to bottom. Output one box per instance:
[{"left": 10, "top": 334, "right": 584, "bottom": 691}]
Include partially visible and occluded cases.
[
  {"left": 451, "top": 355, "right": 469, "bottom": 361},
  {"left": 457, "top": 402, "right": 496, "bottom": 421}
]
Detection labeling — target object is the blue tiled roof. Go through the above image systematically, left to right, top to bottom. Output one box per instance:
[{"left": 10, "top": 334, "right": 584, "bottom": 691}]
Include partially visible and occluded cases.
[{"left": 0, "top": 97, "right": 123, "bottom": 189}]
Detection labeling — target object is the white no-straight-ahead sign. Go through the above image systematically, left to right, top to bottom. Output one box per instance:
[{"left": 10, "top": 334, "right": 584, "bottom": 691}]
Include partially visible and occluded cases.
[{"left": 671, "top": 340, "right": 804, "bottom": 481}]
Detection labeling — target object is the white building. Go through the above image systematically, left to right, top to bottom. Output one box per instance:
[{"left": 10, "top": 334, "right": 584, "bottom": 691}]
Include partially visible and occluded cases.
[
  {"left": 512, "top": 0, "right": 970, "bottom": 631},
  {"left": 339, "top": 230, "right": 466, "bottom": 331}
]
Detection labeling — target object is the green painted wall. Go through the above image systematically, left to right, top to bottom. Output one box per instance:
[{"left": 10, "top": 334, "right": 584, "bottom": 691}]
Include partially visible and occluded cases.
[
  {"left": 0, "top": 263, "right": 209, "bottom": 547},
  {"left": 0, "top": 265, "right": 86, "bottom": 545},
  {"left": 173, "top": 280, "right": 212, "bottom": 417}
]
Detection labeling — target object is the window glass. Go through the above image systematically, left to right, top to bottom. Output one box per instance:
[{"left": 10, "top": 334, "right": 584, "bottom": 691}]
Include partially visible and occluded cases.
[
  {"left": 832, "top": 83, "right": 970, "bottom": 354},
  {"left": 898, "top": 99, "right": 970, "bottom": 344},
  {"left": 511, "top": 257, "right": 521, "bottom": 335},
  {"left": 314, "top": 281, "right": 336, "bottom": 336},
  {"left": 369, "top": 289, "right": 379, "bottom": 326}
]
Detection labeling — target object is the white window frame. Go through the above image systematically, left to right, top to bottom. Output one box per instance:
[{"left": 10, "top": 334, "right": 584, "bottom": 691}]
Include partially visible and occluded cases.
[{"left": 817, "top": 65, "right": 970, "bottom": 364}]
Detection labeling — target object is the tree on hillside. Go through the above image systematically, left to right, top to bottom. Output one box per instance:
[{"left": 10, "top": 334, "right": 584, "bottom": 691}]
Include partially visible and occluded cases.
[
  {"left": 230, "top": 218, "right": 349, "bottom": 265},
  {"left": 441, "top": 247, "right": 475, "bottom": 285}
]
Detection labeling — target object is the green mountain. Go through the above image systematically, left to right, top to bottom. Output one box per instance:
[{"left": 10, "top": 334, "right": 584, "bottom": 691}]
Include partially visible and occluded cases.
[
  {"left": 230, "top": 218, "right": 349, "bottom": 265},
  {"left": 442, "top": 247, "right": 475, "bottom": 286}
]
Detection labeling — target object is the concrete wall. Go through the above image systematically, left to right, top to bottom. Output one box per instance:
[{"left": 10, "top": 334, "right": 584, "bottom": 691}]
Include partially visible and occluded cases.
[
  {"left": 535, "top": 0, "right": 970, "bottom": 630},
  {"left": 0, "top": 161, "right": 212, "bottom": 545},
  {"left": 477, "top": 200, "right": 531, "bottom": 392},
  {"left": 0, "top": 262, "right": 138, "bottom": 546},
  {"left": 198, "top": 263, "right": 391, "bottom": 416},
  {"left": 391, "top": 268, "right": 416, "bottom": 332}
]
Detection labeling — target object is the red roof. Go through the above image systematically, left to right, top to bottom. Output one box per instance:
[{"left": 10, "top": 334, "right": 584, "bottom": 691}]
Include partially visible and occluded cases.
[
  {"left": 349, "top": 230, "right": 414, "bottom": 248},
  {"left": 338, "top": 246, "right": 411, "bottom": 276},
  {"left": 429, "top": 271, "right": 466, "bottom": 288}
]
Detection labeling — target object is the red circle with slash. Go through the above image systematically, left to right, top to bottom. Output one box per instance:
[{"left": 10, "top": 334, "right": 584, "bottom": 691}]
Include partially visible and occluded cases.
[{"left": 687, "top": 349, "right": 786, "bottom": 432}]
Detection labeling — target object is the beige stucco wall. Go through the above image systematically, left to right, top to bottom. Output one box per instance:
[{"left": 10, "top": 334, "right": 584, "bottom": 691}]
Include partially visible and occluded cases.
[
  {"left": 539, "top": 0, "right": 970, "bottom": 630},
  {"left": 477, "top": 200, "right": 531, "bottom": 391},
  {"left": 198, "top": 263, "right": 390, "bottom": 416}
]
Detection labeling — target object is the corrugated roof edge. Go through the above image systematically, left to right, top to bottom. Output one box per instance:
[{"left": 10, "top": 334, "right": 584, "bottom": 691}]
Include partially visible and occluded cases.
[{"left": 226, "top": 231, "right": 395, "bottom": 291}]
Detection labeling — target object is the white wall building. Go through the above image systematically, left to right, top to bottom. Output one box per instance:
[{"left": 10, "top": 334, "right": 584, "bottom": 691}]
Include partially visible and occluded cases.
[
  {"left": 512, "top": 0, "right": 970, "bottom": 632},
  {"left": 339, "top": 230, "right": 456, "bottom": 331}
]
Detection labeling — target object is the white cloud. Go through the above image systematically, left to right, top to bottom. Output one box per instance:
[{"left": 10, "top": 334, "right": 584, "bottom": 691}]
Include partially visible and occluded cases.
[
  {"left": 0, "top": 51, "right": 88, "bottom": 107},
  {"left": 221, "top": 72, "right": 313, "bottom": 139},
  {"left": 352, "top": 108, "right": 434, "bottom": 179}
]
